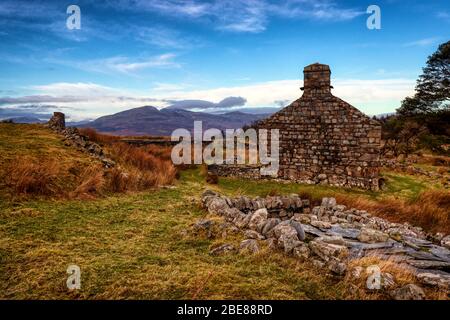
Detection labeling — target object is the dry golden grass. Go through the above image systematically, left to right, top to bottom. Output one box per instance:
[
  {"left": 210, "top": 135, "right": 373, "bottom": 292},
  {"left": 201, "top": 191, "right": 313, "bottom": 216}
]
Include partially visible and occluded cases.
[
  {"left": 78, "top": 127, "right": 120, "bottom": 144},
  {"left": 106, "top": 143, "right": 177, "bottom": 188},
  {"left": 108, "top": 143, "right": 163, "bottom": 171},
  {"left": 421, "top": 154, "right": 450, "bottom": 167},
  {"left": 5, "top": 156, "right": 61, "bottom": 196},
  {"left": 70, "top": 165, "right": 106, "bottom": 199},
  {"left": 335, "top": 189, "right": 450, "bottom": 234}
]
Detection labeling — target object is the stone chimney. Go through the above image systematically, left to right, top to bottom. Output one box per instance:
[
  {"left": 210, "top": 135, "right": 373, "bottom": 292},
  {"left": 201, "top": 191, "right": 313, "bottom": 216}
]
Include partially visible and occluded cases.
[{"left": 301, "top": 63, "right": 333, "bottom": 95}]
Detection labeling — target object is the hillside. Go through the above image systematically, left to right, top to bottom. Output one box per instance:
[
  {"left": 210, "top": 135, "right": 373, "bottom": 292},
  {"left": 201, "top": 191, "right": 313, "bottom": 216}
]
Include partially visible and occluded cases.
[
  {"left": 79, "top": 106, "right": 269, "bottom": 136},
  {"left": 0, "top": 123, "right": 98, "bottom": 198},
  {"left": 0, "top": 123, "right": 176, "bottom": 199}
]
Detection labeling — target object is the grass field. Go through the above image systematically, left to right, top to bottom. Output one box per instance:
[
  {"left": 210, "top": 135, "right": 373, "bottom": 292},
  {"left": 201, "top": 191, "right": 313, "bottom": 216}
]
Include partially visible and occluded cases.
[
  {"left": 0, "top": 123, "right": 448, "bottom": 299},
  {"left": 0, "top": 169, "right": 353, "bottom": 299}
]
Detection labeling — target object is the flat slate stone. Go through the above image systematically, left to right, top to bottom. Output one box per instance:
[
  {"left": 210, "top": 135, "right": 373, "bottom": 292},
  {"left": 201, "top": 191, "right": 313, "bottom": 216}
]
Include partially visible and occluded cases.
[
  {"left": 302, "top": 224, "right": 325, "bottom": 237},
  {"left": 327, "top": 225, "right": 360, "bottom": 239},
  {"left": 402, "top": 236, "right": 433, "bottom": 248},
  {"left": 347, "top": 241, "right": 395, "bottom": 250},
  {"left": 429, "top": 246, "right": 450, "bottom": 263},
  {"left": 377, "top": 247, "right": 411, "bottom": 255},
  {"left": 405, "top": 250, "right": 448, "bottom": 262},
  {"left": 370, "top": 254, "right": 411, "bottom": 263},
  {"left": 407, "top": 260, "right": 450, "bottom": 270},
  {"left": 415, "top": 269, "right": 450, "bottom": 277}
]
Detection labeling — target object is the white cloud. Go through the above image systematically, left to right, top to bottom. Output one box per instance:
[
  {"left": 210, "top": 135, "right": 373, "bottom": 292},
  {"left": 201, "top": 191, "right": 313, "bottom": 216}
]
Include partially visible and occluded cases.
[
  {"left": 2, "top": 76, "right": 416, "bottom": 121},
  {"left": 152, "top": 78, "right": 416, "bottom": 115},
  {"left": 333, "top": 78, "right": 415, "bottom": 108},
  {"left": 8, "top": 82, "right": 167, "bottom": 120}
]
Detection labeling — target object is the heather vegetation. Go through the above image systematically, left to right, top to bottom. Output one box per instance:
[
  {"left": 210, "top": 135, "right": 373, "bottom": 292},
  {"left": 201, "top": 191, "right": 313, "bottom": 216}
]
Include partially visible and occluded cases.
[{"left": 0, "top": 124, "right": 176, "bottom": 200}]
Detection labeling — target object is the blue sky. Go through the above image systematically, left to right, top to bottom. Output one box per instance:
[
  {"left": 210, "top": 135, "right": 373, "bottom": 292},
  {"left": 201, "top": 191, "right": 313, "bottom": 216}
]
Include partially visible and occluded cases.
[{"left": 0, "top": 0, "right": 449, "bottom": 121}]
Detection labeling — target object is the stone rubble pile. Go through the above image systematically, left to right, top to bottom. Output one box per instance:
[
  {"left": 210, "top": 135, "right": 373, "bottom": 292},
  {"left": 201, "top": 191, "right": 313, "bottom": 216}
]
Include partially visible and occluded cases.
[
  {"left": 47, "top": 112, "right": 115, "bottom": 168},
  {"left": 383, "top": 160, "right": 443, "bottom": 177},
  {"left": 200, "top": 190, "right": 450, "bottom": 299}
]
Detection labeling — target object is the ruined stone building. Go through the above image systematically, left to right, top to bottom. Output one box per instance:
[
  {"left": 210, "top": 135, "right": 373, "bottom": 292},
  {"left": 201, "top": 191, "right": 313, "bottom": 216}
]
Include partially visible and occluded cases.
[{"left": 210, "top": 63, "right": 382, "bottom": 190}]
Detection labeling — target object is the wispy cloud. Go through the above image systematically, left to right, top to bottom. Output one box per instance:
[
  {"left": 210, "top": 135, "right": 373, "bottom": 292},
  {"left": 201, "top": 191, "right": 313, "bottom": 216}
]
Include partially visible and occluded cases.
[
  {"left": 0, "top": 0, "right": 60, "bottom": 19},
  {"left": 0, "top": 0, "right": 365, "bottom": 45},
  {"left": 0, "top": 0, "right": 123, "bottom": 42},
  {"left": 111, "top": 0, "right": 364, "bottom": 33},
  {"left": 269, "top": 0, "right": 364, "bottom": 21},
  {"left": 437, "top": 11, "right": 450, "bottom": 22},
  {"left": 135, "top": 26, "right": 203, "bottom": 48},
  {"left": 403, "top": 37, "right": 440, "bottom": 47},
  {"left": 47, "top": 53, "right": 181, "bottom": 75},
  {"left": 108, "top": 54, "right": 181, "bottom": 73},
  {"left": 30, "top": 82, "right": 121, "bottom": 97},
  {"left": 152, "top": 82, "right": 191, "bottom": 92},
  {"left": 0, "top": 95, "right": 85, "bottom": 105}
]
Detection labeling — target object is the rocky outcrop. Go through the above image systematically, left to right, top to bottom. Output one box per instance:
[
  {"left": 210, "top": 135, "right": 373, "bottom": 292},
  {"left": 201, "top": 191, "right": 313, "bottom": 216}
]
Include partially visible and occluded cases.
[
  {"left": 47, "top": 112, "right": 115, "bottom": 168},
  {"left": 47, "top": 112, "right": 65, "bottom": 130},
  {"left": 199, "top": 190, "right": 450, "bottom": 298}
]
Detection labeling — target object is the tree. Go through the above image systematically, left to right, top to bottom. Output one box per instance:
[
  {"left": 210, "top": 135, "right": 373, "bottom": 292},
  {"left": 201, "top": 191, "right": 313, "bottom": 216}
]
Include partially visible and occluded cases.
[
  {"left": 398, "top": 40, "right": 450, "bottom": 116},
  {"left": 379, "top": 115, "right": 428, "bottom": 157}
]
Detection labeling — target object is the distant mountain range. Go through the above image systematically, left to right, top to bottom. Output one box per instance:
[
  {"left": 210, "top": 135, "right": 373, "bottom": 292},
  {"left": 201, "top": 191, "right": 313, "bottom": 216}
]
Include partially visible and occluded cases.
[
  {"left": 4, "top": 104, "right": 392, "bottom": 136},
  {"left": 78, "top": 106, "right": 271, "bottom": 136},
  {"left": 3, "top": 116, "right": 46, "bottom": 124}
]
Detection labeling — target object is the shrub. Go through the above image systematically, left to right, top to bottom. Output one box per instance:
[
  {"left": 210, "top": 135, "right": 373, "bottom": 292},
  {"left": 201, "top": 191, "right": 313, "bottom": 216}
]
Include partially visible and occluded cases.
[
  {"left": 78, "top": 128, "right": 119, "bottom": 144},
  {"left": 105, "top": 141, "right": 178, "bottom": 192},
  {"left": 106, "top": 143, "right": 177, "bottom": 190},
  {"left": 71, "top": 165, "right": 105, "bottom": 198}
]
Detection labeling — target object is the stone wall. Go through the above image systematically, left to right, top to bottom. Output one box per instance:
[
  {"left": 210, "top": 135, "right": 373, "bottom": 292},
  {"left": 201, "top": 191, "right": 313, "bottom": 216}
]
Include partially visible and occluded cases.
[
  {"left": 212, "top": 63, "right": 382, "bottom": 190},
  {"left": 47, "top": 112, "right": 115, "bottom": 168},
  {"left": 208, "top": 164, "right": 262, "bottom": 180},
  {"left": 199, "top": 190, "right": 450, "bottom": 296}
]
